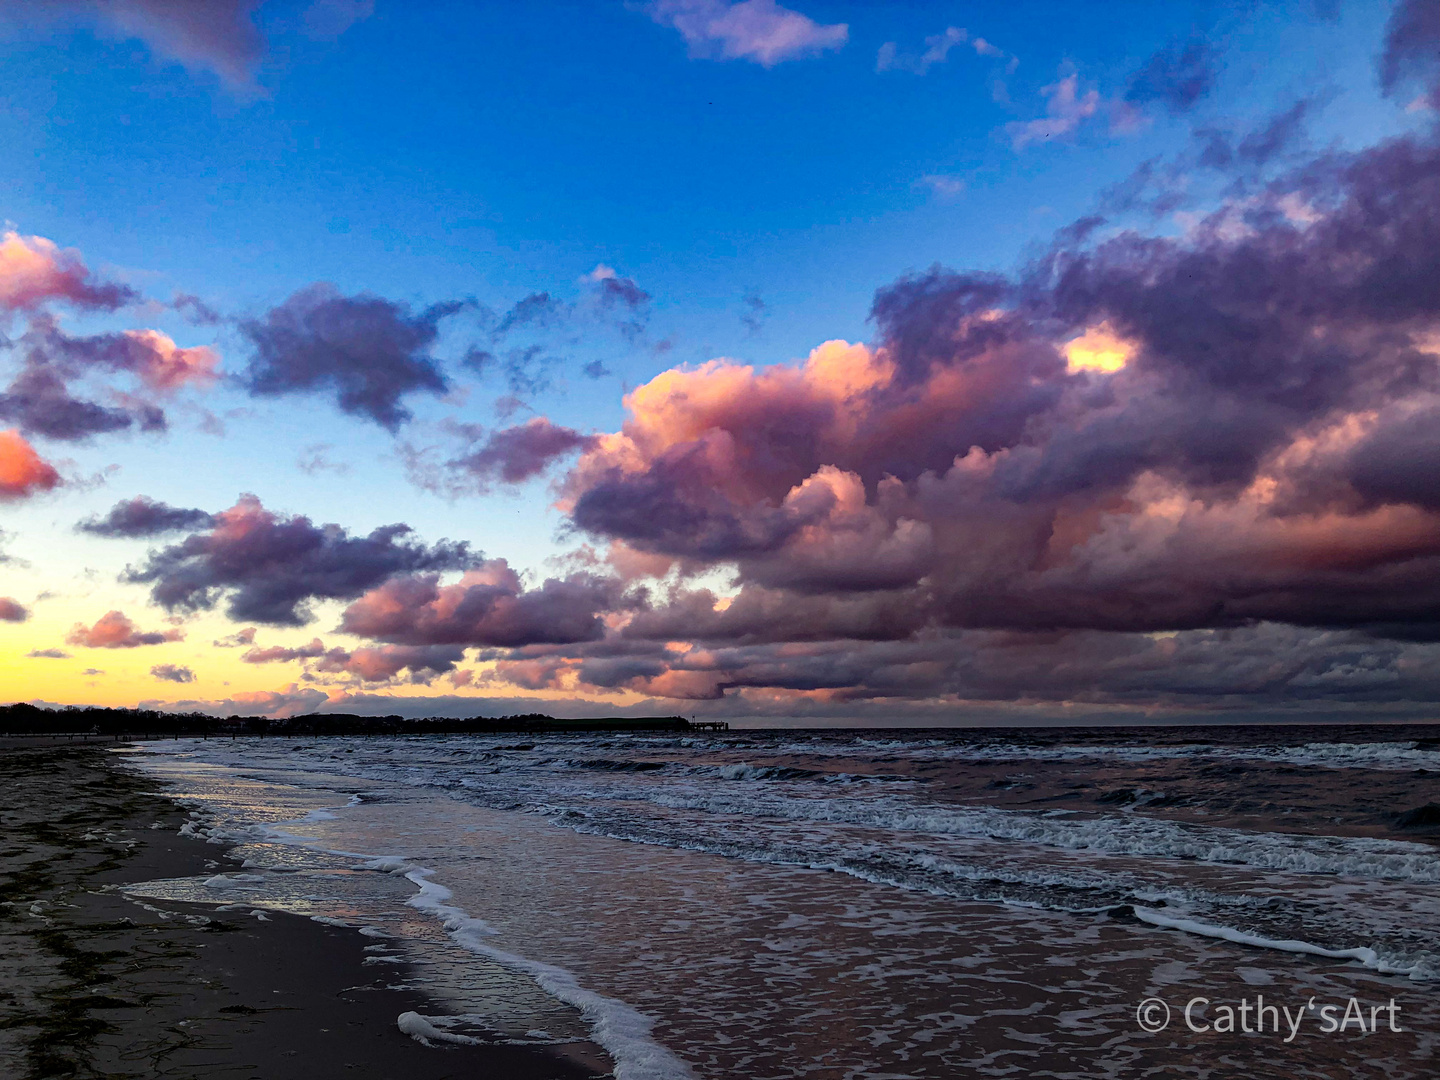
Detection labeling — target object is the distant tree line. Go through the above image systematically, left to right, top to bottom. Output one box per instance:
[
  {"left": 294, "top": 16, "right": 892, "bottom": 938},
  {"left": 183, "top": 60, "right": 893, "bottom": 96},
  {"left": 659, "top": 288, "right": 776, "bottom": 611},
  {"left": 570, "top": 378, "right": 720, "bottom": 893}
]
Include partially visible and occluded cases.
[{"left": 0, "top": 702, "right": 698, "bottom": 738}]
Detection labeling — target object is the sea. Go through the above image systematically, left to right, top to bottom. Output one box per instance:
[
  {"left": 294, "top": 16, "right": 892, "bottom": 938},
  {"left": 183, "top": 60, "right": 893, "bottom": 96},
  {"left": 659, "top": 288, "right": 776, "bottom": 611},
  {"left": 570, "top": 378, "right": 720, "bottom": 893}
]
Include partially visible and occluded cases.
[{"left": 123, "top": 723, "right": 1440, "bottom": 1079}]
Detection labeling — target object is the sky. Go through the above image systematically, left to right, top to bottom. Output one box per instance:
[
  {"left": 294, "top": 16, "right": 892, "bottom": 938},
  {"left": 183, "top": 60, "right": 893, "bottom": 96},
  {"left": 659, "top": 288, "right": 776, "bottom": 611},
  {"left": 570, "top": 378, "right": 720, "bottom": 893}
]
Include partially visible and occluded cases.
[{"left": 1, "top": 0, "right": 1439, "bottom": 726}]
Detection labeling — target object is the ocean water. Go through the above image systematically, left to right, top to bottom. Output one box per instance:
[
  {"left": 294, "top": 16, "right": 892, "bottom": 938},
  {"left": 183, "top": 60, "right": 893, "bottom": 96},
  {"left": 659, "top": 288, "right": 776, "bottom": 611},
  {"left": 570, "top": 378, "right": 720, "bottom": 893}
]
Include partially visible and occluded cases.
[{"left": 124, "top": 725, "right": 1440, "bottom": 1079}]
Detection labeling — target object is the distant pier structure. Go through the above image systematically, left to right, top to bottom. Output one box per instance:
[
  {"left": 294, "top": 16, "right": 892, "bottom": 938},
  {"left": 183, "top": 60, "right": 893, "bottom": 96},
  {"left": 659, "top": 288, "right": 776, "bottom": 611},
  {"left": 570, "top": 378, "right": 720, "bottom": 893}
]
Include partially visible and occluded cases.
[{"left": 691, "top": 721, "right": 729, "bottom": 732}]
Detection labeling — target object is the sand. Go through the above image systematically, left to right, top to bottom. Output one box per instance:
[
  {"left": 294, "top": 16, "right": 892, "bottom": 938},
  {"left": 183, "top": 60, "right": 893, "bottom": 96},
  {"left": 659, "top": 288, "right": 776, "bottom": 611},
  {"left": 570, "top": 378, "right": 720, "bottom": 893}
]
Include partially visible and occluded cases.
[{"left": 0, "top": 737, "right": 611, "bottom": 1079}]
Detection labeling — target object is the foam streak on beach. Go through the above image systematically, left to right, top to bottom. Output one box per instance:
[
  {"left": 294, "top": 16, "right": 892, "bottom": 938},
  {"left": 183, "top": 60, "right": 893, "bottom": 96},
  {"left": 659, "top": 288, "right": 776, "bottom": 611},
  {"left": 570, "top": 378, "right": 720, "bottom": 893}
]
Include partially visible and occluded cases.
[{"left": 128, "top": 725, "right": 1440, "bottom": 1079}]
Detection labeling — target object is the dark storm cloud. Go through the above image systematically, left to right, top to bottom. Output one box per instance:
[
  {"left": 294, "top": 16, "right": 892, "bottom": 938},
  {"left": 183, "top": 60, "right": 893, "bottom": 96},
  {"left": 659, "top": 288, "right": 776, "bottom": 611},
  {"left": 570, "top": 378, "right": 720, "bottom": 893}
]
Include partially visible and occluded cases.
[
  {"left": 1125, "top": 38, "right": 1219, "bottom": 114},
  {"left": 242, "top": 284, "right": 466, "bottom": 430},
  {"left": 126, "top": 494, "right": 476, "bottom": 625},
  {"left": 78, "top": 496, "right": 215, "bottom": 538}
]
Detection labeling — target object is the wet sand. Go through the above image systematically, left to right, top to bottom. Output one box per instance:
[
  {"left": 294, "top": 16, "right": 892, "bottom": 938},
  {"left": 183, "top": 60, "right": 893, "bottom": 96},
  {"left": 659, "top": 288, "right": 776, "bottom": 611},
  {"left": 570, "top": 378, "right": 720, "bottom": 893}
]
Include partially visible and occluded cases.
[{"left": 0, "top": 738, "right": 611, "bottom": 1080}]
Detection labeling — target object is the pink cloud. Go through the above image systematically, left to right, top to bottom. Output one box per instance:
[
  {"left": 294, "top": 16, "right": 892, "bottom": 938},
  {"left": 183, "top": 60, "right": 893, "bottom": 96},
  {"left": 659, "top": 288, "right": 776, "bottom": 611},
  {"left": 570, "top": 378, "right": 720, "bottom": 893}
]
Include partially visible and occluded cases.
[
  {"left": 646, "top": 0, "right": 847, "bottom": 67},
  {"left": 0, "top": 231, "right": 135, "bottom": 312},
  {"left": 121, "top": 330, "right": 220, "bottom": 392},
  {"left": 0, "top": 429, "right": 61, "bottom": 500},
  {"left": 338, "top": 559, "right": 618, "bottom": 648},
  {"left": 0, "top": 597, "right": 28, "bottom": 622},
  {"left": 66, "top": 610, "right": 184, "bottom": 649},
  {"left": 242, "top": 638, "right": 326, "bottom": 663},
  {"left": 224, "top": 684, "right": 329, "bottom": 717}
]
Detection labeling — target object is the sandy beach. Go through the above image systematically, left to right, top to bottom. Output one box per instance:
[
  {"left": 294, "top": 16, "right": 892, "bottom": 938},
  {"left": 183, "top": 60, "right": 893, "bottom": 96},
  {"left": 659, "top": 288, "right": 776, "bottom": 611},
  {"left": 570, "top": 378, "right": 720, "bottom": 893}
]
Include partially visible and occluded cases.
[{"left": 0, "top": 738, "right": 610, "bottom": 1080}]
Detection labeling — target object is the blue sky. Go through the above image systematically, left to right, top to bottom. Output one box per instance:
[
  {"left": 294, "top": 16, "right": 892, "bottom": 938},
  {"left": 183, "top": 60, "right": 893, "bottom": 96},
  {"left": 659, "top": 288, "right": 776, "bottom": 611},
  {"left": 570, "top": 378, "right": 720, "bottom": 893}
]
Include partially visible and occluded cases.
[{"left": 3, "top": 0, "right": 1439, "bottom": 722}]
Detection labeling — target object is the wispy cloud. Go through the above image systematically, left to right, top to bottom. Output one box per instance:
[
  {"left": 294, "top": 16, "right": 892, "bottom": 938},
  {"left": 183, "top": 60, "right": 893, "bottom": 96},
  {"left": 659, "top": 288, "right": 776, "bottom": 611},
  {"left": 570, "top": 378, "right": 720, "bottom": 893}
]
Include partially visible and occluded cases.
[
  {"left": 645, "top": 0, "right": 847, "bottom": 67},
  {"left": 876, "top": 26, "right": 1006, "bottom": 75},
  {"left": 1007, "top": 73, "right": 1100, "bottom": 149},
  {"left": 915, "top": 174, "right": 966, "bottom": 200}
]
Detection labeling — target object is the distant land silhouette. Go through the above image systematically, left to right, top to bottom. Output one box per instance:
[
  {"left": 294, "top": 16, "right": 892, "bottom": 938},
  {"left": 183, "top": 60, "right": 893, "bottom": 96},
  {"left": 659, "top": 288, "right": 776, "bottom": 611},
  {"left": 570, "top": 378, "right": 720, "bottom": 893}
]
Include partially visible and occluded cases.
[{"left": 0, "top": 702, "right": 715, "bottom": 738}]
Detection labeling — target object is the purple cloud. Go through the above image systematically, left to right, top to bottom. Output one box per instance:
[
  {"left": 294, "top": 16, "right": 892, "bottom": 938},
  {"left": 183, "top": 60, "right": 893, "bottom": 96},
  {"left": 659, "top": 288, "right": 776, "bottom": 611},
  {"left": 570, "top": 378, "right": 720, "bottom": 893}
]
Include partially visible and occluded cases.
[
  {"left": 1125, "top": 38, "right": 1219, "bottom": 114},
  {"left": 242, "top": 284, "right": 466, "bottom": 431},
  {"left": 451, "top": 418, "right": 597, "bottom": 487},
  {"left": 126, "top": 494, "right": 476, "bottom": 625},
  {"left": 78, "top": 496, "right": 215, "bottom": 538},
  {"left": 151, "top": 663, "right": 196, "bottom": 683}
]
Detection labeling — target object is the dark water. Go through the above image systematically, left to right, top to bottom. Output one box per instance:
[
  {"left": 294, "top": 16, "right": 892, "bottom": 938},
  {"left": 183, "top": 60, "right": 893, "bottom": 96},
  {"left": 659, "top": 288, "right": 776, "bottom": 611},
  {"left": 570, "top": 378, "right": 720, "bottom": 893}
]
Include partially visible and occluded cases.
[{"left": 128, "top": 723, "right": 1440, "bottom": 1078}]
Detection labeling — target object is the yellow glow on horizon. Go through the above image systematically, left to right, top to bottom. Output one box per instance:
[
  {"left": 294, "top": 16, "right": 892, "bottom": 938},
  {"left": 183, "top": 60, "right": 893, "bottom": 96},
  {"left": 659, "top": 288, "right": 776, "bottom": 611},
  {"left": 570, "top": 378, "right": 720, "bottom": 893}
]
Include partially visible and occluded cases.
[{"left": 1064, "top": 322, "right": 1133, "bottom": 374}]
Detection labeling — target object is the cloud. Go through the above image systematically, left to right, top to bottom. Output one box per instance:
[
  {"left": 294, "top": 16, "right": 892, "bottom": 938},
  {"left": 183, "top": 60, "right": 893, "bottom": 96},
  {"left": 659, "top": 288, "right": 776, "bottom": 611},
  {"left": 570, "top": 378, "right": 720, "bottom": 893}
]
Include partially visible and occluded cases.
[
  {"left": 0, "top": 0, "right": 270, "bottom": 91},
  {"left": 302, "top": 0, "right": 373, "bottom": 40},
  {"left": 646, "top": 0, "right": 846, "bottom": 67},
  {"left": 1380, "top": 0, "right": 1440, "bottom": 108},
  {"left": 877, "top": 26, "right": 1006, "bottom": 76},
  {"left": 1125, "top": 38, "right": 1219, "bottom": 114},
  {"left": 1008, "top": 73, "right": 1101, "bottom": 149},
  {"left": 549, "top": 123, "right": 1440, "bottom": 659},
  {"left": 917, "top": 174, "right": 966, "bottom": 200},
  {"left": 0, "top": 230, "right": 137, "bottom": 312},
  {"left": 586, "top": 264, "right": 651, "bottom": 309},
  {"left": 596, "top": 275, "right": 650, "bottom": 312},
  {"left": 242, "top": 283, "right": 465, "bottom": 430},
  {"left": 172, "top": 292, "right": 223, "bottom": 326},
  {"left": 495, "top": 292, "right": 563, "bottom": 336},
  {"left": 741, "top": 292, "right": 768, "bottom": 335},
  {"left": 0, "top": 318, "right": 216, "bottom": 441},
  {"left": 117, "top": 330, "right": 220, "bottom": 391},
  {"left": 0, "top": 362, "right": 155, "bottom": 441},
  {"left": 450, "top": 418, "right": 597, "bottom": 487},
  {"left": 0, "top": 429, "right": 61, "bottom": 500},
  {"left": 295, "top": 443, "right": 352, "bottom": 476},
  {"left": 126, "top": 493, "right": 476, "bottom": 625},
  {"left": 77, "top": 496, "right": 215, "bottom": 538},
  {"left": 338, "top": 559, "right": 620, "bottom": 648},
  {"left": 0, "top": 596, "right": 28, "bottom": 621},
  {"left": 66, "top": 610, "right": 185, "bottom": 648},
  {"left": 213, "top": 627, "right": 257, "bottom": 647},
  {"left": 242, "top": 637, "right": 326, "bottom": 663},
  {"left": 312, "top": 643, "right": 466, "bottom": 683},
  {"left": 27, "top": 648, "right": 71, "bottom": 659},
  {"left": 150, "top": 663, "right": 196, "bottom": 683}
]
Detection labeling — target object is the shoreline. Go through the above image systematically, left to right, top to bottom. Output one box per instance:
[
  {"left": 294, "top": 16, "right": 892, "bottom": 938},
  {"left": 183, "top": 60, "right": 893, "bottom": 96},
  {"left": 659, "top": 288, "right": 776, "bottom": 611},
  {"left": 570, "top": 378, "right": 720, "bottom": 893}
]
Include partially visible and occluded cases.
[{"left": 0, "top": 737, "right": 612, "bottom": 1080}]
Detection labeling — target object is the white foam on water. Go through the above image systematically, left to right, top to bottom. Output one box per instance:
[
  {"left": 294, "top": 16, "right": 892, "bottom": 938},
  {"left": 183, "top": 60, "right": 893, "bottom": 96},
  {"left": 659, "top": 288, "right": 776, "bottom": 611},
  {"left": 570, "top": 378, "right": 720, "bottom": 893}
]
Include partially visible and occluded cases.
[
  {"left": 633, "top": 788, "right": 1440, "bottom": 884},
  {"left": 404, "top": 868, "right": 695, "bottom": 1080},
  {"left": 1127, "top": 906, "right": 1440, "bottom": 980},
  {"left": 396, "top": 1010, "right": 480, "bottom": 1046}
]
